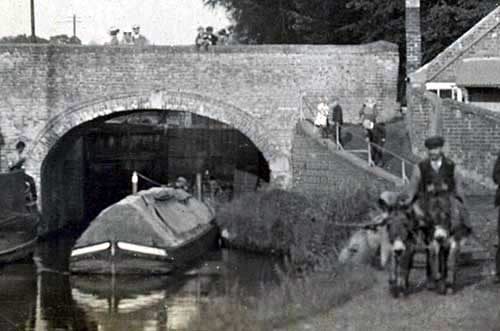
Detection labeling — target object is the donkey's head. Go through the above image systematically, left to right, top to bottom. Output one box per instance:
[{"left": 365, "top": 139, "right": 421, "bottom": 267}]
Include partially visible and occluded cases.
[
  {"left": 426, "top": 195, "right": 452, "bottom": 243},
  {"left": 386, "top": 210, "right": 416, "bottom": 256}
]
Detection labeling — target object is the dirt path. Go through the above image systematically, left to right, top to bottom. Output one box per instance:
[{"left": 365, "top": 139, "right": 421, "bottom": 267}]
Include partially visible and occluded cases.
[
  {"left": 282, "top": 196, "right": 500, "bottom": 331},
  {"left": 285, "top": 271, "right": 500, "bottom": 331}
]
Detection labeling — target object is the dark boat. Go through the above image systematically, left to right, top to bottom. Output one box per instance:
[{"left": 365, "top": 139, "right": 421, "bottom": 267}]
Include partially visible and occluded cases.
[
  {"left": 0, "top": 170, "right": 40, "bottom": 264},
  {"left": 69, "top": 187, "right": 219, "bottom": 274}
]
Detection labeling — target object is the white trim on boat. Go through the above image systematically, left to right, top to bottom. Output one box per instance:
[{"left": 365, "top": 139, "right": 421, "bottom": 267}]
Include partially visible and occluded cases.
[
  {"left": 0, "top": 237, "right": 37, "bottom": 255},
  {"left": 117, "top": 241, "right": 168, "bottom": 257},
  {"left": 71, "top": 242, "right": 111, "bottom": 257}
]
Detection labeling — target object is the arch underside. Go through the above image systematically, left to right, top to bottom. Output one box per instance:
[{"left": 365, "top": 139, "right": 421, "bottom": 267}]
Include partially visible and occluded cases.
[{"left": 29, "top": 90, "right": 280, "bottom": 175}]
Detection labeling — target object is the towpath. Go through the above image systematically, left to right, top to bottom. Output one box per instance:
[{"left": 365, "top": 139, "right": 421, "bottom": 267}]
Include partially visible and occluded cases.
[{"left": 283, "top": 196, "right": 500, "bottom": 331}]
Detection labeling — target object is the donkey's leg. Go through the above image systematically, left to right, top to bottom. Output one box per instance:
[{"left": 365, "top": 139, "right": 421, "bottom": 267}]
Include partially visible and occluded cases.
[
  {"left": 446, "top": 238, "right": 459, "bottom": 294},
  {"left": 430, "top": 240, "right": 441, "bottom": 280},
  {"left": 437, "top": 245, "right": 449, "bottom": 295},
  {"left": 425, "top": 248, "right": 435, "bottom": 290},
  {"left": 401, "top": 250, "right": 414, "bottom": 296},
  {"left": 388, "top": 252, "right": 400, "bottom": 298}
]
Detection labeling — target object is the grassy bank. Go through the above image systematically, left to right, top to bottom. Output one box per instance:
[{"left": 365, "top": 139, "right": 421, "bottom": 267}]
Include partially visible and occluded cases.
[{"left": 186, "top": 263, "right": 377, "bottom": 330}]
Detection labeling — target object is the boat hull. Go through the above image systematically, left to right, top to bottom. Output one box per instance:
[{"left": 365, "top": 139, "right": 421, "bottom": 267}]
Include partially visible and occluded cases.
[
  {"left": 0, "top": 170, "right": 39, "bottom": 265},
  {"left": 70, "top": 225, "right": 219, "bottom": 275},
  {"left": 0, "top": 237, "right": 37, "bottom": 265}
]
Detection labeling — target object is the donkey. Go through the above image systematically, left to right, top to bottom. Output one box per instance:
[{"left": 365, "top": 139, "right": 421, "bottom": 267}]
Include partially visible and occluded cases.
[
  {"left": 422, "top": 194, "right": 471, "bottom": 294},
  {"left": 383, "top": 205, "right": 420, "bottom": 298}
]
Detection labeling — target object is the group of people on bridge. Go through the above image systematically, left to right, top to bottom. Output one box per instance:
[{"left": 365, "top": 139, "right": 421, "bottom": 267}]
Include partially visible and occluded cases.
[
  {"left": 106, "top": 24, "right": 149, "bottom": 46},
  {"left": 195, "top": 26, "right": 236, "bottom": 50}
]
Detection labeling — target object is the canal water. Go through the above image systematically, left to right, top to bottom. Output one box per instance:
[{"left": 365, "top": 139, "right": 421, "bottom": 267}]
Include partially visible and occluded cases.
[{"left": 0, "top": 231, "right": 282, "bottom": 331}]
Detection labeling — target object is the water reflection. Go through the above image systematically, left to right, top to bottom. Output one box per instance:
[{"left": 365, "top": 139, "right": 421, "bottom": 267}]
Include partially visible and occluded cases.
[
  {"left": 0, "top": 234, "right": 280, "bottom": 331},
  {"left": 0, "top": 263, "right": 37, "bottom": 331}
]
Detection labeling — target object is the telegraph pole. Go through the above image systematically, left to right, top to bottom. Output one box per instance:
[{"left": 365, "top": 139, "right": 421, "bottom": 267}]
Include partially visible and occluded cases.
[
  {"left": 30, "top": 0, "right": 36, "bottom": 42},
  {"left": 57, "top": 14, "right": 82, "bottom": 39}
]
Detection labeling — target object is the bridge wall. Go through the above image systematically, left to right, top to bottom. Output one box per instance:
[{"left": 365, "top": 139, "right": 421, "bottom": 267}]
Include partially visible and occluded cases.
[{"left": 0, "top": 42, "right": 399, "bottom": 214}]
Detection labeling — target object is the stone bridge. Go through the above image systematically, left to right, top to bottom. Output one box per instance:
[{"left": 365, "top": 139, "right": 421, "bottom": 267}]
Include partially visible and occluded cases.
[{"left": 0, "top": 42, "right": 398, "bottom": 221}]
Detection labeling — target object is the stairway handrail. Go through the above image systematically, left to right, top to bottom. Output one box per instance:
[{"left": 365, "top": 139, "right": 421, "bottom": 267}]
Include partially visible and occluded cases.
[
  {"left": 299, "top": 91, "right": 416, "bottom": 183},
  {"left": 345, "top": 128, "right": 417, "bottom": 166}
]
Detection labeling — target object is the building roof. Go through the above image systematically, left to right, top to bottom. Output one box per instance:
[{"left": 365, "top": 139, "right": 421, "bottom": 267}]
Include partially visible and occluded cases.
[
  {"left": 411, "top": 6, "right": 500, "bottom": 84},
  {"left": 456, "top": 58, "right": 500, "bottom": 87}
]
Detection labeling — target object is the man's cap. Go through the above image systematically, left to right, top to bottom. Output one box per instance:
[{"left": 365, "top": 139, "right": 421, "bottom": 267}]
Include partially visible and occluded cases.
[
  {"left": 132, "top": 24, "right": 140, "bottom": 30},
  {"left": 109, "top": 26, "right": 120, "bottom": 34},
  {"left": 424, "top": 136, "right": 445, "bottom": 149}
]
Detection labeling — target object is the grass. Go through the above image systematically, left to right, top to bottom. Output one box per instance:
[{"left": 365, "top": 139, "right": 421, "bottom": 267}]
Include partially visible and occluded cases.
[{"left": 185, "top": 263, "right": 377, "bottom": 330}]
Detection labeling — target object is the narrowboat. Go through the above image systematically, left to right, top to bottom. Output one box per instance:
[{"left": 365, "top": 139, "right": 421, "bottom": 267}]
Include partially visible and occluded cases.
[{"left": 69, "top": 187, "right": 219, "bottom": 274}]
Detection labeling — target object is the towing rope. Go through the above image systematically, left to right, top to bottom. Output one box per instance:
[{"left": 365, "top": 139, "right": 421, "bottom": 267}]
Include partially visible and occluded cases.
[{"left": 136, "top": 172, "right": 163, "bottom": 187}]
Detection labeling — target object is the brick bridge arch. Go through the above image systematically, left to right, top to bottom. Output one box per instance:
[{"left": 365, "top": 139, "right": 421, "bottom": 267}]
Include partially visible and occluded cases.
[{"left": 27, "top": 89, "right": 291, "bottom": 207}]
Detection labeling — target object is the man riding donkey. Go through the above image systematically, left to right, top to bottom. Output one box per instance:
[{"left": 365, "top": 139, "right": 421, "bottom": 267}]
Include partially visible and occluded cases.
[{"left": 402, "top": 135, "right": 472, "bottom": 294}]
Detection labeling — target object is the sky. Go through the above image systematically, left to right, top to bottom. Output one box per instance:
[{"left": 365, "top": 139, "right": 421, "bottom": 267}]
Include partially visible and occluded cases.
[{"left": 1, "top": 0, "right": 232, "bottom": 45}]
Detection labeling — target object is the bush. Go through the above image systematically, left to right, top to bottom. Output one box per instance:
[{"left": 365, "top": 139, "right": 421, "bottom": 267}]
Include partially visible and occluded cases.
[{"left": 216, "top": 177, "right": 390, "bottom": 271}]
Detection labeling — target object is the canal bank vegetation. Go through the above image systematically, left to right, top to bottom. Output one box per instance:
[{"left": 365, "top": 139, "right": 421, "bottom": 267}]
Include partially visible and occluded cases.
[
  {"left": 189, "top": 178, "right": 390, "bottom": 329},
  {"left": 217, "top": 178, "right": 387, "bottom": 269},
  {"left": 187, "top": 264, "right": 376, "bottom": 330}
]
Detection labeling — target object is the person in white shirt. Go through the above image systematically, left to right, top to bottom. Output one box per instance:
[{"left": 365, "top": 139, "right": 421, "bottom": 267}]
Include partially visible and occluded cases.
[{"left": 132, "top": 24, "right": 149, "bottom": 46}]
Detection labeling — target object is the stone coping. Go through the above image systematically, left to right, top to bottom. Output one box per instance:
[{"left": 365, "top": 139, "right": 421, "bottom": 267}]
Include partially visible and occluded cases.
[{"left": 0, "top": 40, "right": 398, "bottom": 54}]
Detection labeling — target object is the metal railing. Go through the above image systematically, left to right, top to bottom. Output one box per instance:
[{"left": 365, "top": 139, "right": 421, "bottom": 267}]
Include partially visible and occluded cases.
[
  {"left": 299, "top": 91, "right": 415, "bottom": 184},
  {"left": 345, "top": 129, "right": 414, "bottom": 184}
]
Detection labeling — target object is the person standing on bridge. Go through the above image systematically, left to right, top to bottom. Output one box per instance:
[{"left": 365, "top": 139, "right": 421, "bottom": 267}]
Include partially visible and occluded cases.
[
  {"left": 132, "top": 25, "right": 149, "bottom": 46},
  {"left": 195, "top": 26, "right": 210, "bottom": 51},
  {"left": 205, "top": 26, "right": 218, "bottom": 46},
  {"left": 106, "top": 27, "right": 120, "bottom": 46},
  {"left": 108, "top": 27, "right": 121, "bottom": 45},
  {"left": 217, "top": 29, "right": 229, "bottom": 45},
  {"left": 121, "top": 31, "right": 134, "bottom": 45},
  {"left": 314, "top": 98, "right": 329, "bottom": 138},
  {"left": 328, "top": 98, "right": 343, "bottom": 145},
  {"left": 359, "top": 98, "right": 378, "bottom": 123},
  {"left": 363, "top": 114, "right": 386, "bottom": 166},
  {"left": 492, "top": 151, "right": 500, "bottom": 283}
]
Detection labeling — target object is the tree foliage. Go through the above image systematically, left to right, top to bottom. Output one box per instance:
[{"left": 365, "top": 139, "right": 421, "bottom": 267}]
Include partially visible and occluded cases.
[
  {"left": 205, "top": 0, "right": 497, "bottom": 61},
  {"left": 0, "top": 34, "right": 48, "bottom": 44},
  {"left": 0, "top": 34, "right": 82, "bottom": 45},
  {"left": 49, "top": 35, "right": 82, "bottom": 45}
]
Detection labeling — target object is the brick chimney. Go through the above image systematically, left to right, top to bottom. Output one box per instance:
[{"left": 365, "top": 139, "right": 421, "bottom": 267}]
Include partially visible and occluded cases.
[{"left": 405, "top": 0, "right": 422, "bottom": 75}]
